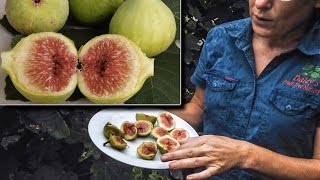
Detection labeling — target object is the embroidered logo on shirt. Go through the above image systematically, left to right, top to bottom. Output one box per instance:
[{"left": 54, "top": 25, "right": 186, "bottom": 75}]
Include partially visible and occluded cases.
[{"left": 282, "top": 64, "right": 320, "bottom": 95}]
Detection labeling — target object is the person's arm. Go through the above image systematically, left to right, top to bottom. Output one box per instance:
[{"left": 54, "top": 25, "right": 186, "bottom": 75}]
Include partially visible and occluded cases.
[
  {"left": 169, "top": 87, "right": 204, "bottom": 129},
  {"left": 242, "top": 127, "right": 320, "bottom": 179},
  {"left": 161, "top": 128, "right": 320, "bottom": 180}
]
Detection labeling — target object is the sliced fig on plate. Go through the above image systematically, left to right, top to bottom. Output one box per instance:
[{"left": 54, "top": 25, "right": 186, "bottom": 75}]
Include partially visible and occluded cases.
[
  {"left": 1, "top": 32, "right": 78, "bottom": 103},
  {"left": 78, "top": 34, "right": 154, "bottom": 104},
  {"left": 157, "top": 112, "right": 175, "bottom": 131},
  {"left": 135, "top": 113, "right": 157, "bottom": 125},
  {"left": 135, "top": 120, "right": 153, "bottom": 137},
  {"left": 121, "top": 121, "right": 138, "bottom": 141},
  {"left": 105, "top": 122, "right": 124, "bottom": 138},
  {"left": 151, "top": 126, "right": 168, "bottom": 139},
  {"left": 169, "top": 128, "right": 189, "bottom": 141},
  {"left": 104, "top": 135, "right": 127, "bottom": 150},
  {"left": 156, "top": 135, "right": 180, "bottom": 154},
  {"left": 137, "top": 141, "right": 157, "bottom": 160}
]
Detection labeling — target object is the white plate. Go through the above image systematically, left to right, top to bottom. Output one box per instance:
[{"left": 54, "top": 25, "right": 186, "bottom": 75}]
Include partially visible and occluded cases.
[{"left": 88, "top": 109, "right": 199, "bottom": 169}]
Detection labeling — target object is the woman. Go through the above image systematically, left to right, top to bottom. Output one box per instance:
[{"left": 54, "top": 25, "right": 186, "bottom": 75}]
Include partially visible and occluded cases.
[{"left": 161, "top": 0, "right": 320, "bottom": 179}]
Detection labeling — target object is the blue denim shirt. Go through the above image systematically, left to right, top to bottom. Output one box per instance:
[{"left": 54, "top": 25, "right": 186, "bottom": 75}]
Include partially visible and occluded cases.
[{"left": 191, "top": 17, "right": 320, "bottom": 179}]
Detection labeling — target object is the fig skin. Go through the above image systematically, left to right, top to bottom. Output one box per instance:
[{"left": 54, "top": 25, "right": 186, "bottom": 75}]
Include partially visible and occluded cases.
[
  {"left": 5, "top": 0, "right": 69, "bottom": 35},
  {"left": 69, "top": 0, "right": 124, "bottom": 25},
  {"left": 109, "top": 0, "right": 176, "bottom": 57},
  {"left": 0, "top": 32, "right": 78, "bottom": 104},
  {"left": 78, "top": 34, "right": 154, "bottom": 104},
  {"left": 136, "top": 113, "right": 157, "bottom": 125},
  {"left": 135, "top": 120, "right": 153, "bottom": 137},
  {"left": 120, "top": 121, "right": 138, "bottom": 141},
  {"left": 106, "top": 122, "right": 125, "bottom": 138},
  {"left": 103, "top": 123, "right": 111, "bottom": 138},
  {"left": 108, "top": 135, "right": 127, "bottom": 150},
  {"left": 156, "top": 135, "right": 180, "bottom": 154},
  {"left": 137, "top": 142, "right": 157, "bottom": 160}
]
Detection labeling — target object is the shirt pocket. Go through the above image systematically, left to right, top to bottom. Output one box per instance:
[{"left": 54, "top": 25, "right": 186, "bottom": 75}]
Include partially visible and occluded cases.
[
  {"left": 202, "top": 71, "right": 238, "bottom": 129},
  {"left": 269, "top": 89, "right": 319, "bottom": 118}
]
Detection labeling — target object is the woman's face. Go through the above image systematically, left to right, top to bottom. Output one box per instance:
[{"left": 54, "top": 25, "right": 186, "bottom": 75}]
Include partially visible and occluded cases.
[{"left": 249, "top": 0, "right": 319, "bottom": 38}]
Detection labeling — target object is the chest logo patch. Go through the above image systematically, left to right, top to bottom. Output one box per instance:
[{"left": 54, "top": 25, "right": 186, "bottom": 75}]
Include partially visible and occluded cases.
[{"left": 282, "top": 64, "right": 320, "bottom": 95}]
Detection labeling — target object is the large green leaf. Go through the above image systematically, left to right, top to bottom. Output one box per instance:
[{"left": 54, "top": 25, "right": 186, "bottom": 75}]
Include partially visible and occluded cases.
[{"left": 0, "top": 0, "right": 181, "bottom": 105}]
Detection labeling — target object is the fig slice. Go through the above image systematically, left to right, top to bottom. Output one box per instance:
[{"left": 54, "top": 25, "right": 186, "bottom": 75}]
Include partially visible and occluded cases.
[
  {"left": 1, "top": 32, "right": 78, "bottom": 103},
  {"left": 78, "top": 34, "right": 154, "bottom": 104},
  {"left": 157, "top": 112, "right": 176, "bottom": 131},
  {"left": 136, "top": 113, "right": 157, "bottom": 125},
  {"left": 135, "top": 120, "right": 153, "bottom": 137},
  {"left": 120, "top": 121, "right": 138, "bottom": 141},
  {"left": 104, "top": 122, "right": 124, "bottom": 138},
  {"left": 151, "top": 126, "right": 168, "bottom": 139},
  {"left": 169, "top": 128, "right": 190, "bottom": 141},
  {"left": 104, "top": 135, "right": 127, "bottom": 150},
  {"left": 156, "top": 135, "right": 180, "bottom": 154},
  {"left": 137, "top": 141, "right": 157, "bottom": 160}
]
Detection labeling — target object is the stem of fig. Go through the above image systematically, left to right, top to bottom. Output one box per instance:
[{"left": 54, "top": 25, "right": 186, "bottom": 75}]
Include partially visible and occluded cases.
[{"left": 103, "top": 141, "right": 110, "bottom": 146}]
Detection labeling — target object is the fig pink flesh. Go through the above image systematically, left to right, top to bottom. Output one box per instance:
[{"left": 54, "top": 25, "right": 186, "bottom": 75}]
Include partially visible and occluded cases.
[
  {"left": 27, "top": 37, "right": 77, "bottom": 92},
  {"left": 81, "top": 39, "right": 133, "bottom": 96},
  {"left": 160, "top": 113, "right": 174, "bottom": 127},
  {"left": 136, "top": 122, "right": 149, "bottom": 133},
  {"left": 123, "top": 123, "right": 136, "bottom": 136},
  {"left": 155, "top": 127, "right": 167, "bottom": 136},
  {"left": 172, "top": 130, "right": 187, "bottom": 140},
  {"left": 160, "top": 138, "right": 178, "bottom": 151},
  {"left": 142, "top": 143, "right": 156, "bottom": 155}
]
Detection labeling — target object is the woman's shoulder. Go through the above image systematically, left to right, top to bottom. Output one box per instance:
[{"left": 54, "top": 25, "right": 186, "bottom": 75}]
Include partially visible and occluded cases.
[{"left": 207, "top": 17, "right": 251, "bottom": 39}]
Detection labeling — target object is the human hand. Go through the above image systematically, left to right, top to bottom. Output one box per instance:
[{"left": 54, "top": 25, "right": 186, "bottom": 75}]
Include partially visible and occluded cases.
[{"left": 160, "top": 135, "right": 250, "bottom": 180}]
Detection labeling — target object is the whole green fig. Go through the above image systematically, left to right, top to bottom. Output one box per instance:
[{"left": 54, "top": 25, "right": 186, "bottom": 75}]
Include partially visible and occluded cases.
[
  {"left": 5, "top": 0, "right": 69, "bottom": 35},
  {"left": 69, "top": 0, "right": 124, "bottom": 25},
  {"left": 109, "top": 0, "right": 176, "bottom": 57}
]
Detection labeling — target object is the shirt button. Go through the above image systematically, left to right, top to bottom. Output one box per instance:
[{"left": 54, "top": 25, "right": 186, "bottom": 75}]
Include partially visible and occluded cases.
[
  {"left": 213, "top": 83, "right": 217, "bottom": 87},
  {"left": 285, "top": 105, "right": 292, "bottom": 110}
]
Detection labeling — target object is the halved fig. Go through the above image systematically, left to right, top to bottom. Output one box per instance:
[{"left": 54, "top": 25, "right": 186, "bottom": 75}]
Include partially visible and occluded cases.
[
  {"left": 1, "top": 32, "right": 78, "bottom": 103},
  {"left": 78, "top": 34, "right": 154, "bottom": 104},
  {"left": 157, "top": 112, "right": 175, "bottom": 131},
  {"left": 136, "top": 113, "right": 157, "bottom": 125},
  {"left": 135, "top": 120, "right": 153, "bottom": 137},
  {"left": 120, "top": 121, "right": 138, "bottom": 141},
  {"left": 105, "top": 122, "right": 124, "bottom": 138},
  {"left": 151, "top": 126, "right": 168, "bottom": 139},
  {"left": 169, "top": 128, "right": 189, "bottom": 141},
  {"left": 104, "top": 135, "right": 127, "bottom": 150},
  {"left": 156, "top": 135, "right": 180, "bottom": 154},
  {"left": 137, "top": 142, "right": 157, "bottom": 160}
]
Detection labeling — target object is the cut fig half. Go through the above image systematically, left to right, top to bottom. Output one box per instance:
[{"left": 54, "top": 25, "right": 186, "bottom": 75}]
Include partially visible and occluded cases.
[
  {"left": 1, "top": 32, "right": 78, "bottom": 103},
  {"left": 78, "top": 34, "right": 154, "bottom": 104},
  {"left": 157, "top": 112, "right": 176, "bottom": 131},
  {"left": 136, "top": 113, "right": 157, "bottom": 124},
  {"left": 135, "top": 120, "right": 153, "bottom": 137},
  {"left": 121, "top": 121, "right": 138, "bottom": 141},
  {"left": 151, "top": 126, "right": 168, "bottom": 139},
  {"left": 169, "top": 128, "right": 189, "bottom": 141},
  {"left": 104, "top": 135, "right": 127, "bottom": 150},
  {"left": 156, "top": 135, "right": 180, "bottom": 154},
  {"left": 137, "top": 141, "right": 157, "bottom": 160}
]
